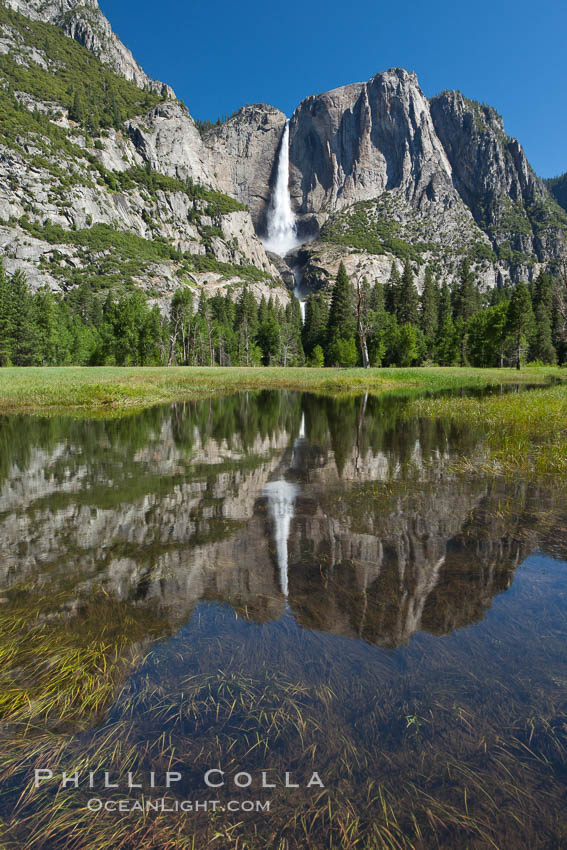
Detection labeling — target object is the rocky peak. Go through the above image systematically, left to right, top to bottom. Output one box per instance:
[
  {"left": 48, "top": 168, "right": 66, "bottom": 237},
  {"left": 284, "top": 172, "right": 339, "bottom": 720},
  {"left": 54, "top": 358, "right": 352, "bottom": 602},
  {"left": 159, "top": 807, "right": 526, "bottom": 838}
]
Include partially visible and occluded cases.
[
  {"left": 5, "top": 0, "right": 174, "bottom": 96},
  {"left": 6, "top": 0, "right": 99, "bottom": 18},
  {"left": 288, "top": 67, "right": 456, "bottom": 219},
  {"left": 429, "top": 90, "right": 538, "bottom": 209},
  {"left": 430, "top": 90, "right": 566, "bottom": 264}
]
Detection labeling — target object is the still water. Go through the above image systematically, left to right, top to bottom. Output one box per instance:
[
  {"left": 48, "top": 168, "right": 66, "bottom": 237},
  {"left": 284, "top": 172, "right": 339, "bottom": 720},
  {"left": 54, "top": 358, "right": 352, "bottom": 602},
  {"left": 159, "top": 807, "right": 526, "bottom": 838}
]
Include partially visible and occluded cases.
[{"left": 0, "top": 391, "right": 566, "bottom": 849}]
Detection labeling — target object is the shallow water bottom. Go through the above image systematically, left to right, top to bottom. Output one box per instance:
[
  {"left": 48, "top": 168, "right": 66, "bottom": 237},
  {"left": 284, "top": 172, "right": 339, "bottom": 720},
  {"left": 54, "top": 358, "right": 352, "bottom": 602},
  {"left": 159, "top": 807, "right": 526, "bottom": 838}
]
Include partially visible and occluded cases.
[{"left": 0, "top": 390, "right": 566, "bottom": 848}]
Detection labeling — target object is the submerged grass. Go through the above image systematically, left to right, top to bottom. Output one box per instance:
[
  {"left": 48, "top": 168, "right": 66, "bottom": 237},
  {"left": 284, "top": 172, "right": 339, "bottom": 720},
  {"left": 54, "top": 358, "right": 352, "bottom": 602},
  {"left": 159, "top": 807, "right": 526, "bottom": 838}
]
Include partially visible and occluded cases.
[
  {"left": 0, "top": 366, "right": 562, "bottom": 413},
  {"left": 1, "top": 376, "right": 567, "bottom": 848},
  {"left": 411, "top": 381, "right": 567, "bottom": 476},
  {"left": 0, "top": 585, "right": 173, "bottom": 729},
  {"left": 2, "top": 620, "right": 567, "bottom": 850}
]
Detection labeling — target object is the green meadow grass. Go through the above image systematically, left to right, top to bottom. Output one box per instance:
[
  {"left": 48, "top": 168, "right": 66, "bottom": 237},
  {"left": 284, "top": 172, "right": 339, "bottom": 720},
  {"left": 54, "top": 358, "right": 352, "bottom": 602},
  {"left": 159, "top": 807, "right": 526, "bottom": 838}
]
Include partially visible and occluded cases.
[
  {"left": 0, "top": 366, "right": 562, "bottom": 412},
  {"left": 412, "top": 380, "right": 567, "bottom": 476}
]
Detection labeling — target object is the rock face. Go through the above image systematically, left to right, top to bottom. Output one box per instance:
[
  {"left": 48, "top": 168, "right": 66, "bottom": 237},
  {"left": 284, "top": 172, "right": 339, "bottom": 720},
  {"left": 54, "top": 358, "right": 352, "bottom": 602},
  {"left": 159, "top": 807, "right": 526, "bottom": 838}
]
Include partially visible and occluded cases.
[
  {"left": 2, "top": 0, "right": 566, "bottom": 302},
  {"left": 5, "top": 0, "right": 174, "bottom": 95},
  {"left": 0, "top": 4, "right": 288, "bottom": 307},
  {"left": 205, "top": 68, "right": 566, "bottom": 287},
  {"left": 288, "top": 69, "right": 455, "bottom": 215},
  {"left": 430, "top": 91, "right": 566, "bottom": 265},
  {"left": 128, "top": 101, "right": 218, "bottom": 188},
  {"left": 203, "top": 105, "right": 288, "bottom": 232},
  {"left": 1, "top": 397, "right": 564, "bottom": 648}
]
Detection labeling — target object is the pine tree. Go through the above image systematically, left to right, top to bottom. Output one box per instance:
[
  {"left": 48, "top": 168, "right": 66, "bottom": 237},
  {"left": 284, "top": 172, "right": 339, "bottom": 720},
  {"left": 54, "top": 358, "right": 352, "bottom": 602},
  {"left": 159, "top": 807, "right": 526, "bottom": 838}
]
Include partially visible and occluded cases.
[
  {"left": 453, "top": 257, "right": 479, "bottom": 321},
  {"left": 452, "top": 258, "right": 480, "bottom": 365},
  {"left": 398, "top": 260, "right": 419, "bottom": 326},
  {"left": 327, "top": 262, "right": 355, "bottom": 347},
  {"left": 385, "top": 262, "right": 401, "bottom": 315},
  {"left": 0, "top": 264, "right": 14, "bottom": 366},
  {"left": 420, "top": 267, "right": 439, "bottom": 357},
  {"left": 10, "top": 270, "right": 38, "bottom": 366},
  {"left": 530, "top": 272, "right": 558, "bottom": 364},
  {"left": 532, "top": 272, "right": 554, "bottom": 315},
  {"left": 369, "top": 280, "right": 385, "bottom": 314},
  {"left": 367, "top": 281, "right": 388, "bottom": 366},
  {"left": 438, "top": 282, "right": 452, "bottom": 327},
  {"left": 507, "top": 283, "right": 535, "bottom": 370},
  {"left": 235, "top": 286, "right": 259, "bottom": 366},
  {"left": 34, "top": 287, "right": 60, "bottom": 365},
  {"left": 197, "top": 293, "right": 214, "bottom": 366},
  {"left": 258, "top": 294, "right": 269, "bottom": 325},
  {"left": 303, "top": 294, "right": 329, "bottom": 357},
  {"left": 485, "top": 301, "right": 510, "bottom": 367},
  {"left": 532, "top": 302, "right": 557, "bottom": 364},
  {"left": 257, "top": 309, "right": 280, "bottom": 366}
]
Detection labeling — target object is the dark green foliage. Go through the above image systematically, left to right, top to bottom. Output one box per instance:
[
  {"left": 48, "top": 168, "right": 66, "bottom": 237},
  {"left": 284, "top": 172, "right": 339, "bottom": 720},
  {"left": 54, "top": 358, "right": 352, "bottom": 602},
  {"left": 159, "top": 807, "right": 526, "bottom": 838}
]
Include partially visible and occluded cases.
[
  {"left": 0, "top": 5, "right": 161, "bottom": 136},
  {"left": 546, "top": 173, "right": 567, "bottom": 213},
  {"left": 320, "top": 201, "right": 436, "bottom": 262},
  {"left": 470, "top": 242, "right": 498, "bottom": 263},
  {"left": 0, "top": 254, "right": 563, "bottom": 371},
  {"left": 453, "top": 258, "right": 481, "bottom": 322},
  {"left": 398, "top": 260, "right": 420, "bottom": 326},
  {"left": 327, "top": 263, "right": 356, "bottom": 347},
  {"left": 385, "top": 263, "right": 401, "bottom": 315},
  {"left": 0, "top": 264, "right": 165, "bottom": 367},
  {"left": 0, "top": 265, "right": 14, "bottom": 366},
  {"left": 420, "top": 267, "right": 439, "bottom": 357},
  {"left": 10, "top": 270, "right": 38, "bottom": 366},
  {"left": 507, "top": 283, "right": 535, "bottom": 370},
  {"left": 302, "top": 294, "right": 329, "bottom": 357},
  {"left": 483, "top": 302, "right": 510, "bottom": 368},
  {"left": 532, "top": 303, "right": 557, "bottom": 365},
  {"left": 435, "top": 311, "right": 460, "bottom": 366}
]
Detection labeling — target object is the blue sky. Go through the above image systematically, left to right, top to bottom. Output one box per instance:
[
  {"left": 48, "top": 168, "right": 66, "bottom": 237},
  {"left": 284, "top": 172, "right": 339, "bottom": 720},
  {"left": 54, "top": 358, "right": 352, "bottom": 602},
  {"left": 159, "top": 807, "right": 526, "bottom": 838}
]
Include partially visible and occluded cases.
[{"left": 100, "top": 0, "right": 566, "bottom": 178}]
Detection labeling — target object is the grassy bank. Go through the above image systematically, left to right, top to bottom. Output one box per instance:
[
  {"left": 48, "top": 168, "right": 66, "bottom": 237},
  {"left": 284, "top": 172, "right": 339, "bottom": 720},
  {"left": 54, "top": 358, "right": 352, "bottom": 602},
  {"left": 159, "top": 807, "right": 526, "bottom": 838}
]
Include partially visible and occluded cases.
[
  {"left": 0, "top": 366, "right": 562, "bottom": 412},
  {"left": 412, "top": 380, "right": 567, "bottom": 476}
]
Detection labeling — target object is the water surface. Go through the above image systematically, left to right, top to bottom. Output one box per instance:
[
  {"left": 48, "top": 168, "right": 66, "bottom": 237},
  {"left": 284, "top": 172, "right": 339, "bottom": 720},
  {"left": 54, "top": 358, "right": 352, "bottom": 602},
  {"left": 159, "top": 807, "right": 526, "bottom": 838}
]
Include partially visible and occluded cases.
[{"left": 1, "top": 390, "right": 566, "bottom": 849}]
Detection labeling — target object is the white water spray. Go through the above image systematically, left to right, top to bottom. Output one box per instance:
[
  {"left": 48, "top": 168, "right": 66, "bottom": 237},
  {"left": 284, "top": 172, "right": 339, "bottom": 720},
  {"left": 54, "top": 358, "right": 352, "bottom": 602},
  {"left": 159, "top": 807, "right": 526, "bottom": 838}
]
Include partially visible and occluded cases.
[{"left": 262, "top": 122, "right": 299, "bottom": 257}]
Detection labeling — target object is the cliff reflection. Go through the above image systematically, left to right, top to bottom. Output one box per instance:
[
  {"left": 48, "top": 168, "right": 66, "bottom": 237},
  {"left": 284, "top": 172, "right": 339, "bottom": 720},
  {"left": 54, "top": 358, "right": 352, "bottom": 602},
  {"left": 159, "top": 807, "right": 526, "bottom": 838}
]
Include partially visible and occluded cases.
[{"left": 1, "top": 391, "right": 565, "bottom": 650}]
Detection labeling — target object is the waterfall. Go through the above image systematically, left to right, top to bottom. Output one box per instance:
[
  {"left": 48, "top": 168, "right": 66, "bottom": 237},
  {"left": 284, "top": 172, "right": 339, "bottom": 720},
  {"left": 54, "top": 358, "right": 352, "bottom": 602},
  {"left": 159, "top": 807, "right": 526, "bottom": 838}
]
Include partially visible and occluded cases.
[
  {"left": 262, "top": 121, "right": 298, "bottom": 256},
  {"left": 262, "top": 121, "right": 307, "bottom": 323},
  {"left": 292, "top": 268, "right": 306, "bottom": 324},
  {"left": 263, "top": 480, "right": 298, "bottom": 597}
]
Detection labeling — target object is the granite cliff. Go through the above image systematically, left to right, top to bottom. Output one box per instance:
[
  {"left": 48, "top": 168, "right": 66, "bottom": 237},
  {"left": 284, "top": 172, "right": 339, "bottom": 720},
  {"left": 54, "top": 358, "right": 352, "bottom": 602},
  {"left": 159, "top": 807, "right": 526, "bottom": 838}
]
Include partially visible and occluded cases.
[
  {"left": 1, "top": 0, "right": 565, "bottom": 312},
  {"left": 5, "top": 0, "right": 174, "bottom": 95},
  {"left": 0, "top": 2, "right": 288, "bottom": 308},
  {"left": 204, "top": 69, "right": 566, "bottom": 292}
]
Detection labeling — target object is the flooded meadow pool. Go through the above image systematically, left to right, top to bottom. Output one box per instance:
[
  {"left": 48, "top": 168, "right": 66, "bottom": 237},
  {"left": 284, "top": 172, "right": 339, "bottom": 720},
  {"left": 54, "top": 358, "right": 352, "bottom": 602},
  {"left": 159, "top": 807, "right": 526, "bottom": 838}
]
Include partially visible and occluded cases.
[{"left": 0, "top": 390, "right": 566, "bottom": 849}]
